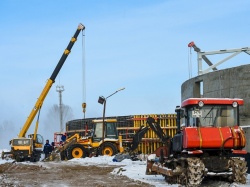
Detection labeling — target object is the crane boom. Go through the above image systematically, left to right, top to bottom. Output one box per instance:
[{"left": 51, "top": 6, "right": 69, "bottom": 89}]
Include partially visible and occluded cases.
[{"left": 18, "top": 23, "right": 85, "bottom": 138}]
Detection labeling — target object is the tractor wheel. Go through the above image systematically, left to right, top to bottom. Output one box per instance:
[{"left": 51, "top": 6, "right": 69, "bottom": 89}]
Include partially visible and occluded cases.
[
  {"left": 98, "top": 142, "right": 118, "bottom": 156},
  {"left": 67, "top": 144, "right": 87, "bottom": 159},
  {"left": 15, "top": 155, "right": 21, "bottom": 162},
  {"left": 187, "top": 157, "right": 205, "bottom": 187},
  {"left": 231, "top": 157, "right": 247, "bottom": 184}
]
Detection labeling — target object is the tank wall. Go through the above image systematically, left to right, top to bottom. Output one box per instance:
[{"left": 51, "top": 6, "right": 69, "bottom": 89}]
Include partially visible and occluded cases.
[{"left": 181, "top": 64, "right": 250, "bottom": 126}]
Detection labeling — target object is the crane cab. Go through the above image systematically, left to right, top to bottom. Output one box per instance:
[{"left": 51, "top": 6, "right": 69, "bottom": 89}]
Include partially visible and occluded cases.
[
  {"left": 28, "top": 133, "right": 44, "bottom": 149},
  {"left": 10, "top": 138, "right": 34, "bottom": 161}
]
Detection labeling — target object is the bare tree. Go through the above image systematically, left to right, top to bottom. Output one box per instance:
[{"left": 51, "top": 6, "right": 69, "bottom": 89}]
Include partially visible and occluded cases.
[
  {"left": 40, "top": 104, "right": 74, "bottom": 143},
  {"left": 0, "top": 120, "right": 18, "bottom": 149}
]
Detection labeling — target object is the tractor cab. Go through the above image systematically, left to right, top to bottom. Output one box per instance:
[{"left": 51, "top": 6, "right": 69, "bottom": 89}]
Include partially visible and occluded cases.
[
  {"left": 173, "top": 98, "right": 246, "bottom": 153},
  {"left": 180, "top": 98, "right": 243, "bottom": 128}
]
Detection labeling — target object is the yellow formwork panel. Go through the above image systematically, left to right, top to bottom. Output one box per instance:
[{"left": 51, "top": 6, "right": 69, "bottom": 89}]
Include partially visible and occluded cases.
[{"left": 131, "top": 114, "right": 176, "bottom": 154}]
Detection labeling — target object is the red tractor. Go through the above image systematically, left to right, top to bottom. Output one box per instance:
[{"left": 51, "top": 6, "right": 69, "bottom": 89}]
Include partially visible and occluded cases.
[{"left": 146, "top": 98, "right": 247, "bottom": 186}]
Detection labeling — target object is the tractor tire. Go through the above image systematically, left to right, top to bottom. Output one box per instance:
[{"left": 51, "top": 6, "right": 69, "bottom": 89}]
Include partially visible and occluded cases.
[
  {"left": 98, "top": 142, "right": 118, "bottom": 156},
  {"left": 67, "top": 144, "right": 87, "bottom": 159},
  {"left": 30, "top": 156, "right": 36, "bottom": 162},
  {"left": 187, "top": 157, "right": 205, "bottom": 187},
  {"left": 231, "top": 157, "right": 247, "bottom": 184}
]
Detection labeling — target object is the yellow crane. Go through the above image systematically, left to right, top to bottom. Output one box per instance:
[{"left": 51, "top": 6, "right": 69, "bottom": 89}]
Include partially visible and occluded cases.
[{"left": 2, "top": 23, "right": 85, "bottom": 162}]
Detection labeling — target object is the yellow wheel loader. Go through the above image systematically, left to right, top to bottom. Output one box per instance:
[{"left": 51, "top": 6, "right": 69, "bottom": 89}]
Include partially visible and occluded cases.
[{"left": 53, "top": 119, "right": 124, "bottom": 160}]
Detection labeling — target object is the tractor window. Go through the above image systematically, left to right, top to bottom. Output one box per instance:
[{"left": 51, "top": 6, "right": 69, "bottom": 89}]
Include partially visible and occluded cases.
[{"left": 187, "top": 105, "right": 238, "bottom": 127}]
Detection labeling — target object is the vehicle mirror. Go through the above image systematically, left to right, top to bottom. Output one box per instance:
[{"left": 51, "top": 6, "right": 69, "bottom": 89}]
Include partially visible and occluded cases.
[{"left": 180, "top": 109, "right": 185, "bottom": 118}]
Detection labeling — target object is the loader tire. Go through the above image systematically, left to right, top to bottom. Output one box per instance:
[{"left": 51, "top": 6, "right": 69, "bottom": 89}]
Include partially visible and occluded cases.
[
  {"left": 98, "top": 142, "right": 118, "bottom": 156},
  {"left": 67, "top": 144, "right": 87, "bottom": 159}
]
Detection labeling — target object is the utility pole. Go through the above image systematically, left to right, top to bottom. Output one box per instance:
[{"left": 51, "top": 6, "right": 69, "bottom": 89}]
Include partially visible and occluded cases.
[
  {"left": 56, "top": 85, "right": 64, "bottom": 132},
  {"left": 98, "top": 87, "right": 125, "bottom": 142}
]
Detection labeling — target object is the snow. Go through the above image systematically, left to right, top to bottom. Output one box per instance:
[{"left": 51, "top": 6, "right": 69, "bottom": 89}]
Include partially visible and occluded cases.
[
  {"left": 1, "top": 149, "right": 250, "bottom": 187},
  {"left": 65, "top": 156, "right": 169, "bottom": 186}
]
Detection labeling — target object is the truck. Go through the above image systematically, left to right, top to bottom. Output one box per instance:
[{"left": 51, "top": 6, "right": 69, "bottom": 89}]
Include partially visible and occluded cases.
[
  {"left": 2, "top": 23, "right": 85, "bottom": 162},
  {"left": 146, "top": 98, "right": 247, "bottom": 186}
]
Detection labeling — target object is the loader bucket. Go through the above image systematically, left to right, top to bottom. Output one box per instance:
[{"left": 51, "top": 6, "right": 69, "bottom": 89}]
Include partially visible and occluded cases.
[{"left": 43, "top": 151, "right": 61, "bottom": 162}]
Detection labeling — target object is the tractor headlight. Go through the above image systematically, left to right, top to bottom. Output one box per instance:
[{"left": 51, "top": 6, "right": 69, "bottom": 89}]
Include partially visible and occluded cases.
[
  {"left": 198, "top": 101, "right": 204, "bottom": 107},
  {"left": 232, "top": 101, "right": 238, "bottom": 108}
]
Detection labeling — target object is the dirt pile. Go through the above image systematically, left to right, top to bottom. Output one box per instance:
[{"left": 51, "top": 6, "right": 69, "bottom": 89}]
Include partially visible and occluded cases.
[{"left": 0, "top": 162, "right": 153, "bottom": 187}]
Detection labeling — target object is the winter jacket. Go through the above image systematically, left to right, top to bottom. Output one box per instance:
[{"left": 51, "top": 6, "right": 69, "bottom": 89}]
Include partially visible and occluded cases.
[{"left": 43, "top": 143, "right": 52, "bottom": 154}]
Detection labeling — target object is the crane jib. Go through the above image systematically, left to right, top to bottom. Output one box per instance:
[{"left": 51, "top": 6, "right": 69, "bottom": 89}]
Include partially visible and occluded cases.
[
  {"left": 18, "top": 23, "right": 85, "bottom": 138},
  {"left": 50, "top": 24, "right": 85, "bottom": 82}
]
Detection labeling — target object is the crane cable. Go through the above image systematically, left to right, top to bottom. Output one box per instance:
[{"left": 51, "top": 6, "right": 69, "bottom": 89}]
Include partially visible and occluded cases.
[{"left": 82, "top": 27, "right": 86, "bottom": 119}]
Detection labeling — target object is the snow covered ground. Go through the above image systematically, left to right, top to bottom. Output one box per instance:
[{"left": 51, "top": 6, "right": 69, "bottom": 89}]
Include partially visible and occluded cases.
[{"left": 1, "top": 149, "right": 250, "bottom": 187}]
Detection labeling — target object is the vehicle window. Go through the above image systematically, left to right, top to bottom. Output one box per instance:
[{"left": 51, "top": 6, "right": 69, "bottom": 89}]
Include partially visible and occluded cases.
[
  {"left": 187, "top": 105, "right": 237, "bottom": 127},
  {"left": 94, "top": 123, "right": 103, "bottom": 138},
  {"left": 106, "top": 123, "right": 117, "bottom": 138},
  {"left": 36, "top": 134, "right": 44, "bottom": 144},
  {"left": 13, "top": 139, "right": 31, "bottom": 146}
]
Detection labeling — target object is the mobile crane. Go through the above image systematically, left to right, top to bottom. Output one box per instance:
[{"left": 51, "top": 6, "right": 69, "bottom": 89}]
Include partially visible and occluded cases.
[{"left": 2, "top": 23, "right": 85, "bottom": 162}]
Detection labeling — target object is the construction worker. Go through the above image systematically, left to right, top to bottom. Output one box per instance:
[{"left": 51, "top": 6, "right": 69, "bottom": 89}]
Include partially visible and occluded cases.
[
  {"left": 61, "top": 133, "right": 67, "bottom": 142},
  {"left": 43, "top": 139, "right": 52, "bottom": 159},
  {"left": 51, "top": 142, "right": 55, "bottom": 151}
]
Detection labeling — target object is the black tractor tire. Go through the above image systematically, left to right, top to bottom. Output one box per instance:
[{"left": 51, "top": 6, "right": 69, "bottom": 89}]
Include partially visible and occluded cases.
[
  {"left": 98, "top": 142, "right": 118, "bottom": 156},
  {"left": 67, "top": 144, "right": 87, "bottom": 159},
  {"left": 14, "top": 154, "right": 21, "bottom": 162},
  {"left": 30, "top": 156, "right": 36, "bottom": 162}
]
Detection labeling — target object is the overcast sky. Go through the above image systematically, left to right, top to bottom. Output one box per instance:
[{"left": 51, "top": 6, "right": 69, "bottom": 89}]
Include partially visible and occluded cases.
[{"left": 1, "top": 0, "right": 250, "bottom": 145}]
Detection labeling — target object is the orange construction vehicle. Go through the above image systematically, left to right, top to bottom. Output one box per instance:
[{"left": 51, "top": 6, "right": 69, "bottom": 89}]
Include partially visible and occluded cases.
[{"left": 146, "top": 98, "right": 247, "bottom": 186}]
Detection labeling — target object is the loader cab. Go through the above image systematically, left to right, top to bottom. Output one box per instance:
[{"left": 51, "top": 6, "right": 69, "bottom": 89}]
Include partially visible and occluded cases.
[
  {"left": 181, "top": 98, "right": 243, "bottom": 128},
  {"left": 92, "top": 119, "right": 118, "bottom": 142}
]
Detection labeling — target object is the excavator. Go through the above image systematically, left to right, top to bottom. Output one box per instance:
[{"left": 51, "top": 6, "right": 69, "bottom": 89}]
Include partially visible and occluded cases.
[{"left": 2, "top": 23, "right": 85, "bottom": 162}]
